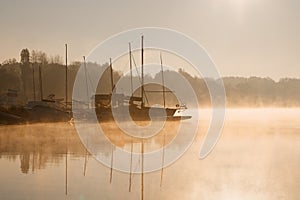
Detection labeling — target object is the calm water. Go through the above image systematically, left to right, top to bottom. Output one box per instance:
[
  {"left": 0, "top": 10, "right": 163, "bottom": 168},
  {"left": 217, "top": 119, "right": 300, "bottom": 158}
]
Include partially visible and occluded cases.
[{"left": 0, "top": 109, "right": 299, "bottom": 200}]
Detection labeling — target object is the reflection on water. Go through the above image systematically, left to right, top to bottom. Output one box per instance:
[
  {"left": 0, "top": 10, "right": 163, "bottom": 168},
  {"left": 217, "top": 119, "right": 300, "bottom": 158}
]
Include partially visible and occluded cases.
[
  {"left": 0, "top": 109, "right": 300, "bottom": 200},
  {"left": 0, "top": 123, "right": 84, "bottom": 174}
]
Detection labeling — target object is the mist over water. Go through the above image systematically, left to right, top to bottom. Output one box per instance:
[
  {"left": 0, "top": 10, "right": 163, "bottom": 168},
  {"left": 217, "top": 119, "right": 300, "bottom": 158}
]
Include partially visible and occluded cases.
[{"left": 0, "top": 108, "right": 299, "bottom": 200}]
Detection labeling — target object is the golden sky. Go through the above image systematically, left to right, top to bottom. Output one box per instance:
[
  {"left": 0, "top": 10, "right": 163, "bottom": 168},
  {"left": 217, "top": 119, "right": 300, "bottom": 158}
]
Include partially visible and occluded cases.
[{"left": 0, "top": 0, "right": 299, "bottom": 80}]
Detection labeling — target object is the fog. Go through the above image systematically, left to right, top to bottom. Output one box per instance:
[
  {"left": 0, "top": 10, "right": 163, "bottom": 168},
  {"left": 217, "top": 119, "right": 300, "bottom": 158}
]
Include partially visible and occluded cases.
[{"left": 0, "top": 108, "right": 299, "bottom": 199}]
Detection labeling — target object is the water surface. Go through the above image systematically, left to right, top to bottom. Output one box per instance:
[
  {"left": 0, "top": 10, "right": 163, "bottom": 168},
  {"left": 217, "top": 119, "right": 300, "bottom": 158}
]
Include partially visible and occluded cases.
[{"left": 0, "top": 109, "right": 299, "bottom": 200}]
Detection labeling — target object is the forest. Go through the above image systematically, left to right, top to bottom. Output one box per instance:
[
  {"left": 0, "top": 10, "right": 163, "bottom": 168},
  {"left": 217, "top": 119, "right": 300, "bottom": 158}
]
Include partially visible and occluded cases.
[{"left": 1, "top": 49, "right": 299, "bottom": 108}]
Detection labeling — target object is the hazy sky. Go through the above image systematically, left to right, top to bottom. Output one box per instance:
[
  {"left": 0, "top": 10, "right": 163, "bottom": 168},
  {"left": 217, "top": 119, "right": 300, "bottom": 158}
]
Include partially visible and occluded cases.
[{"left": 0, "top": 0, "right": 299, "bottom": 80}]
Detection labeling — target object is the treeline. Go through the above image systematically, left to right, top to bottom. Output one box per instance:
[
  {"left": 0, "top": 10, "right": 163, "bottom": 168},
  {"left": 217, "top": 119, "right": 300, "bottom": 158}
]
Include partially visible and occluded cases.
[
  {"left": 0, "top": 61, "right": 300, "bottom": 107},
  {"left": 178, "top": 70, "right": 300, "bottom": 107}
]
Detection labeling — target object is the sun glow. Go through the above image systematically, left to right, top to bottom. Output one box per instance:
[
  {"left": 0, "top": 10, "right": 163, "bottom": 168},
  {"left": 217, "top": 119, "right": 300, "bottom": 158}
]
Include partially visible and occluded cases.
[
  {"left": 211, "top": 0, "right": 261, "bottom": 16},
  {"left": 229, "top": 0, "right": 261, "bottom": 12}
]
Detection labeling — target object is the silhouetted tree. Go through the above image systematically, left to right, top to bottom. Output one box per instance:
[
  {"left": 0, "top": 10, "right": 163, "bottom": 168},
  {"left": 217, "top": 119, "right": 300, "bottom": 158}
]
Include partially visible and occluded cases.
[
  {"left": 20, "top": 49, "right": 30, "bottom": 64},
  {"left": 30, "top": 50, "right": 48, "bottom": 64},
  {"left": 31, "top": 50, "right": 38, "bottom": 63},
  {"left": 49, "top": 55, "right": 63, "bottom": 64},
  {"left": 2, "top": 58, "right": 17, "bottom": 65}
]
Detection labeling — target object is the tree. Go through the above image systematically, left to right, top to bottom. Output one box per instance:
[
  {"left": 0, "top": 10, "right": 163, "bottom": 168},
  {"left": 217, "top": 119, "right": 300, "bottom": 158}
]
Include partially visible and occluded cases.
[
  {"left": 20, "top": 49, "right": 30, "bottom": 64},
  {"left": 30, "top": 50, "right": 48, "bottom": 64},
  {"left": 31, "top": 50, "right": 38, "bottom": 63},
  {"left": 38, "top": 52, "right": 48, "bottom": 64},
  {"left": 49, "top": 55, "right": 63, "bottom": 64},
  {"left": 2, "top": 58, "right": 17, "bottom": 65}
]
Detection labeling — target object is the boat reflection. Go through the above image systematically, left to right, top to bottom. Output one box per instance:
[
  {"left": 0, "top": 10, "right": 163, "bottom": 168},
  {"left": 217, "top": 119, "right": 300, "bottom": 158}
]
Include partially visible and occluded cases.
[
  {"left": 0, "top": 120, "right": 183, "bottom": 174},
  {"left": 0, "top": 123, "right": 84, "bottom": 174}
]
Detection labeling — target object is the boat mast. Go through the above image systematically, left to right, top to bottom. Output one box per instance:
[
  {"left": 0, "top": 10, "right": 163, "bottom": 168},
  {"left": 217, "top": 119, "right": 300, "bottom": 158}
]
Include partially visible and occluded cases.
[
  {"left": 141, "top": 36, "right": 144, "bottom": 107},
  {"left": 129, "top": 43, "right": 133, "bottom": 95},
  {"left": 65, "top": 44, "right": 68, "bottom": 109},
  {"left": 160, "top": 53, "right": 166, "bottom": 108},
  {"left": 83, "top": 56, "right": 89, "bottom": 108},
  {"left": 109, "top": 58, "right": 114, "bottom": 93},
  {"left": 38, "top": 65, "right": 43, "bottom": 101}
]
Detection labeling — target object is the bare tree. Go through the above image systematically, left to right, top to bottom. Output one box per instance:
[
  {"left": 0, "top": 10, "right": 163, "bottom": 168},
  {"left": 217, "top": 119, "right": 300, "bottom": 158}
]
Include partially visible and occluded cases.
[
  {"left": 30, "top": 50, "right": 48, "bottom": 64},
  {"left": 31, "top": 50, "right": 38, "bottom": 63},
  {"left": 38, "top": 52, "right": 48, "bottom": 64},
  {"left": 49, "top": 55, "right": 63, "bottom": 64},
  {"left": 2, "top": 58, "right": 17, "bottom": 65}
]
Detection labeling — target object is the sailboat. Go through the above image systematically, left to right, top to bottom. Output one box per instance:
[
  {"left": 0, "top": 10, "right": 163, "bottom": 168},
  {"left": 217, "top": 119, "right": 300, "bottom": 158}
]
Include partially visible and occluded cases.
[
  {"left": 94, "top": 36, "right": 191, "bottom": 121},
  {"left": 25, "top": 44, "right": 71, "bottom": 122}
]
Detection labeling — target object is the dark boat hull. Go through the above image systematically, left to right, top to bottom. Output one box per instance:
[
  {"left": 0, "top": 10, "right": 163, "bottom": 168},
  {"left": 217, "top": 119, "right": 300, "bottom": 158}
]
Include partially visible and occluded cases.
[
  {"left": 26, "top": 105, "right": 71, "bottom": 122},
  {"left": 95, "top": 106, "right": 190, "bottom": 122},
  {"left": 0, "top": 111, "right": 25, "bottom": 125}
]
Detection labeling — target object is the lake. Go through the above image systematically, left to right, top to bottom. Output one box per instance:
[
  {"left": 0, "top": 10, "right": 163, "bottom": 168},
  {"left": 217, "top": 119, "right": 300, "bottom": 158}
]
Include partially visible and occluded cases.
[{"left": 0, "top": 108, "right": 299, "bottom": 200}]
